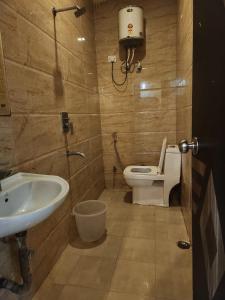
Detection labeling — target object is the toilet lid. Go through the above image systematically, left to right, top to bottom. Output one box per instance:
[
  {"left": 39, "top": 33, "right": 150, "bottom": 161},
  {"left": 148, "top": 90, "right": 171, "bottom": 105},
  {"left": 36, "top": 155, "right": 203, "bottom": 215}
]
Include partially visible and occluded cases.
[{"left": 158, "top": 137, "right": 167, "bottom": 174}]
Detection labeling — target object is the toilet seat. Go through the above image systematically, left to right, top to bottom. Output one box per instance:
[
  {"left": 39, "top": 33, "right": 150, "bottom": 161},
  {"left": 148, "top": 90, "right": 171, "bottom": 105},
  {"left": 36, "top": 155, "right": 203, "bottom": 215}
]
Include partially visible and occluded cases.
[
  {"left": 123, "top": 137, "right": 167, "bottom": 181},
  {"left": 124, "top": 165, "right": 165, "bottom": 181}
]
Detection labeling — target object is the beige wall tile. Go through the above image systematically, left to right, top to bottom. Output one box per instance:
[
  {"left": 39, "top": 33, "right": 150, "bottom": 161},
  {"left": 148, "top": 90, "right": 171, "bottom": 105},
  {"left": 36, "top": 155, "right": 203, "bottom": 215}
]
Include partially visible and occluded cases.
[
  {"left": 0, "top": 0, "right": 104, "bottom": 297},
  {"left": 1, "top": 0, "right": 55, "bottom": 39},
  {"left": 95, "top": 0, "right": 177, "bottom": 187},
  {"left": 64, "top": 82, "right": 88, "bottom": 114},
  {"left": 134, "top": 87, "right": 176, "bottom": 112},
  {"left": 87, "top": 92, "right": 100, "bottom": 114},
  {"left": 100, "top": 94, "right": 135, "bottom": 114},
  {"left": 134, "top": 110, "right": 176, "bottom": 133},
  {"left": 101, "top": 113, "right": 134, "bottom": 134},
  {"left": 67, "top": 114, "right": 90, "bottom": 144},
  {"left": 89, "top": 114, "right": 101, "bottom": 137},
  {"left": 11, "top": 115, "right": 33, "bottom": 164},
  {"left": 30, "top": 115, "right": 65, "bottom": 158},
  {"left": 0, "top": 116, "right": 13, "bottom": 168},
  {"left": 134, "top": 132, "right": 176, "bottom": 153},
  {"left": 102, "top": 133, "right": 134, "bottom": 154},
  {"left": 89, "top": 135, "right": 103, "bottom": 159},
  {"left": 68, "top": 140, "right": 90, "bottom": 177},
  {"left": 32, "top": 149, "right": 69, "bottom": 179},
  {"left": 103, "top": 153, "right": 133, "bottom": 173},
  {"left": 89, "top": 155, "right": 104, "bottom": 182},
  {"left": 70, "top": 165, "right": 92, "bottom": 204},
  {"left": 104, "top": 172, "right": 127, "bottom": 189},
  {"left": 83, "top": 176, "right": 105, "bottom": 200},
  {"left": 28, "top": 201, "right": 71, "bottom": 273},
  {"left": 29, "top": 216, "right": 70, "bottom": 296}
]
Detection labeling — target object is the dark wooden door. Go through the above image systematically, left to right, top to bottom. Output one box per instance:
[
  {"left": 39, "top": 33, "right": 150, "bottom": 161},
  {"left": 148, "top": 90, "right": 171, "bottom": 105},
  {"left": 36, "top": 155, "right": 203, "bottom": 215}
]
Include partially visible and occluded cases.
[{"left": 192, "top": 0, "right": 225, "bottom": 299}]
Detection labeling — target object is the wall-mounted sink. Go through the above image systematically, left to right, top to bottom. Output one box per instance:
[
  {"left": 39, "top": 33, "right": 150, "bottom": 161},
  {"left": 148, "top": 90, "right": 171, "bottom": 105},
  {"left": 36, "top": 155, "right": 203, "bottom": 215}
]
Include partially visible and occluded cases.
[{"left": 0, "top": 173, "right": 69, "bottom": 238}]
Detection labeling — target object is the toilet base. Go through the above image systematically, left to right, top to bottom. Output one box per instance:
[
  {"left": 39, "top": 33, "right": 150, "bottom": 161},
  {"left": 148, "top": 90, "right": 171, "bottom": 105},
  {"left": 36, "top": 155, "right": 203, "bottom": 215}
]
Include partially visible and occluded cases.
[{"left": 133, "top": 182, "right": 164, "bottom": 206}]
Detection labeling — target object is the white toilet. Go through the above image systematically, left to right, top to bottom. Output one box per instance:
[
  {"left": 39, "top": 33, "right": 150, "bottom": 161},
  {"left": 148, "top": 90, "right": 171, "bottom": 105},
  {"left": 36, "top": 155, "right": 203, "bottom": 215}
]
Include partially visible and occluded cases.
[{"left": 123, "top": 138, "right": 181, "bottom": 207}]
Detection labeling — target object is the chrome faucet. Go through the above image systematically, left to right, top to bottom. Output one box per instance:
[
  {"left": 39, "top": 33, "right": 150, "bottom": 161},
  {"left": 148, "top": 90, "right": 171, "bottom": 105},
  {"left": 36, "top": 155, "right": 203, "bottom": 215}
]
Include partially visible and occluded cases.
[{"left": 66, "top": 151, "right": 86, "bottom": 158}]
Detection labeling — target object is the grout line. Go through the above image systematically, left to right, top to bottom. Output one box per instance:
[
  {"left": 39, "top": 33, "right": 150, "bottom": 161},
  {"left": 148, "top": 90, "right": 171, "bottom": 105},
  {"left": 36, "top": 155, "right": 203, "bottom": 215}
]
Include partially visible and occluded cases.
[
  {"left": 100, "top": 109, "right": 177, "bottom": 115},
  {"left": 10, "top": 112, "right": 101, "bottom": 117}
]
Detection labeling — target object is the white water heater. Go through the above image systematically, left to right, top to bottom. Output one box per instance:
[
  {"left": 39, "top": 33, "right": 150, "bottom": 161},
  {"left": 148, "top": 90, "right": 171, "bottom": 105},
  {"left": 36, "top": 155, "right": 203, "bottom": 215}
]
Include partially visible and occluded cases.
[{"left": 118, "top": 5, "right": 144, "bottom": 47}]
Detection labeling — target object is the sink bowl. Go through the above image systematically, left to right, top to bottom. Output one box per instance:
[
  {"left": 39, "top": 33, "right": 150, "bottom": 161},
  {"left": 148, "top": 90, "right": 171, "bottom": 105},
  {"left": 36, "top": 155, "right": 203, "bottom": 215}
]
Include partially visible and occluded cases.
[{"left": 0, "top": 173, "right": 69, "bottom": 238}]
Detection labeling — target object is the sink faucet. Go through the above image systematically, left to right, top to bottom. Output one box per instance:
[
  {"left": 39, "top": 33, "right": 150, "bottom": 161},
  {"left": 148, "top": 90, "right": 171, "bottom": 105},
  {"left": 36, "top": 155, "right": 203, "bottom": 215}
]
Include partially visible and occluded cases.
[{"left": 66, "top": 151, "right": 86, "bottom": 158}]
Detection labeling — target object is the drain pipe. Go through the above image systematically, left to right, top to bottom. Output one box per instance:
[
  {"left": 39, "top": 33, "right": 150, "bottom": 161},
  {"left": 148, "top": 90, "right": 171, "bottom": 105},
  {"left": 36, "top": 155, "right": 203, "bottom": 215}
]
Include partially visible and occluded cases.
[{"left": 0, "top": 231, "right": 32, "bottom": 295}]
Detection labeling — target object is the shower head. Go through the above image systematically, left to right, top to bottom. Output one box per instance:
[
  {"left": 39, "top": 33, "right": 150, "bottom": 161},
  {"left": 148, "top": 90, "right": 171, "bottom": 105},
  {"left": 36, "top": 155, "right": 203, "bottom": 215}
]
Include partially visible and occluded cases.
[
  {"left": 52, "top": 4, "right": 86, "bottom": 18},
  {"left": 74, "top": 5, "right": 86, "bottom": 17}
]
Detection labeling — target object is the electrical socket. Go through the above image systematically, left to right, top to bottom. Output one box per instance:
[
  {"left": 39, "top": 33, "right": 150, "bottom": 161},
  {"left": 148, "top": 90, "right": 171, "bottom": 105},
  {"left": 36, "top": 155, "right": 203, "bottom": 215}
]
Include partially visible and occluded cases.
[{"left": 108, "top": 55, "right": 117, "bottom": 63}]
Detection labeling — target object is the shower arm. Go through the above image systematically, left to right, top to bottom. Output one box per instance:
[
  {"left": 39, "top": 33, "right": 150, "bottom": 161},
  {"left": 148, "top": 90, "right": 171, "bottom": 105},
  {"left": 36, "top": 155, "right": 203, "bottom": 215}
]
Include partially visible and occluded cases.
[{"left": 52, "top": 5, "right": 81, "bottom": 17}]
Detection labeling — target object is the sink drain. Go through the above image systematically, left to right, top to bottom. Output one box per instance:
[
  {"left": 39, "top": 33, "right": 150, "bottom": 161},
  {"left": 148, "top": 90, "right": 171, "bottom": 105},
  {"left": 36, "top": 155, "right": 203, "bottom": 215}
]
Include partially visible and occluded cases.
[{"left": 177, "top": 240, "right": 191, "bottom": 249}]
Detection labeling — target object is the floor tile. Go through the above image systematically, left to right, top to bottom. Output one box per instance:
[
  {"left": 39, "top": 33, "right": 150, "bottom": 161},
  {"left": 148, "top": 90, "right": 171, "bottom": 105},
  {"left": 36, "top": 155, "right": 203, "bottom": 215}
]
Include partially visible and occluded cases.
[
  {"left": 32, "top": 189, "right": 192, "bottom": 300},
  {"left": 98, "top": 189, "right": 112, "bottom": 202},
  {"left": 110, "top": 190, "right": 127, "bottom": 202},
  {"left": 126, "top": 205, "right": 155, "bottom": 222},
  {"left": 107, "top": 206, "right": 129, "bottom": 220},
  {"left": 154, "top": 207, "right": 184, "bottom": 225},
  {"left": 106, "top": 219, "right": 129, "bottom": 237},
  {"left": 125, "top": 221, "right": 155, "bottom": 240},
  {"left": 155, "top": 222, "right": 188, "bottom": 242},
  {"left": 167, "top": 223, "right": 189, "bottom": 241},
  {"left": 71, "top": 235, "right": 122, "bottom": 259},
  {"left": 119, "top": 237, "right": 155, "bottom": 263},
  {"left": 155, "top": 239, "right": 192, "bottom": 268},
  {"left": 48, "top": 246, "right": 80, "bottom": 284},
  {"left": 68, "top": 256, "right": 116, "bottom": 291},
  {"left": 110, "top": 260, "right": 155, "bottom": 296},
  {"left": 155, "top": 263, "right": 192, "bottom": 300},
  {"left": 32, "top": 278, "right": 63, "bottom": 300},
  {"left": 58, "top": 285, "right": 106, "bottom": 300},
  {"left": 105, "top": 291, "right": 151, "bottom": 300}
]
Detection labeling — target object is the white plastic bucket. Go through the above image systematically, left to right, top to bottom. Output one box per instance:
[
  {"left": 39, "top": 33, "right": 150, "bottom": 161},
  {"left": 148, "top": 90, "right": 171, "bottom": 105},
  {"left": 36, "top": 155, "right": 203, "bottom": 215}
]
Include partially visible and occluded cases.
[{"left": 73, "top": 200, "right": 106, "bottom": 242}]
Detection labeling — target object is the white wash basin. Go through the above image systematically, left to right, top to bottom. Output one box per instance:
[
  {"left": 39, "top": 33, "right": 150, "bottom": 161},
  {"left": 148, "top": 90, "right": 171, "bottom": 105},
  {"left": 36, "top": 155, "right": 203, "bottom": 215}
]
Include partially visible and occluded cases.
[{"left": 0, "top": 173, "right": 69, "bottom": 238}]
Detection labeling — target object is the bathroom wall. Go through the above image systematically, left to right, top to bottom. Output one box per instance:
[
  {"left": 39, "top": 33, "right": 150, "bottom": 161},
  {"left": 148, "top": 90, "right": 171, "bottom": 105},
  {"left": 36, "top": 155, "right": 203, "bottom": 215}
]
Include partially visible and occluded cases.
[
  {"left": 0, "top": 0, "right": 104, "bottom": 298},
  {"left": 94, "top": 0, "right": 177, "bottom": 188},
  {"left": 176, "top": 0, "right": 193, "bottom": 238}
]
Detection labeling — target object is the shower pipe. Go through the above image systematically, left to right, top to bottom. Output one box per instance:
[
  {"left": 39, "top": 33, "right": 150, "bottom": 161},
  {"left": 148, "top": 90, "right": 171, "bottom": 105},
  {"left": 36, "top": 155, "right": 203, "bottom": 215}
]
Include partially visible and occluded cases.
[
  {"left": 52, "top": 5, "right": 86, "bottom": 17},
  {"left": 112, "top": 132, "right": 125, "bottom": 171}
]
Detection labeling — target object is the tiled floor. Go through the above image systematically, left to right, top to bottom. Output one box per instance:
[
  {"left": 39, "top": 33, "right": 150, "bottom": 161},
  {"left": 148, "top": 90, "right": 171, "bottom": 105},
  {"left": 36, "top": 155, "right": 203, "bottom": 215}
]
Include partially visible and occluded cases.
[{"left": 33, "top": 189, "right": 192, "bottom": 300}]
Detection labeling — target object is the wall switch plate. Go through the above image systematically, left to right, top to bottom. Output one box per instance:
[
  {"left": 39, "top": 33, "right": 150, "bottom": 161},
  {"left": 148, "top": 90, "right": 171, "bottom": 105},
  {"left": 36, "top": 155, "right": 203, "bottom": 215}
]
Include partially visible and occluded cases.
[{"left": 108, "top": 55, "right": 116, "bottom": 63}]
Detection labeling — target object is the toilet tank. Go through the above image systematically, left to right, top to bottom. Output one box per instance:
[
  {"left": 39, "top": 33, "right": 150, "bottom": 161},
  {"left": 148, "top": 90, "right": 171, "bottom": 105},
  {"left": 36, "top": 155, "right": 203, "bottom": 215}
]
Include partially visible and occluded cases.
[{"left": 164, "top": 145, "right": 181, "bottom": 182}]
